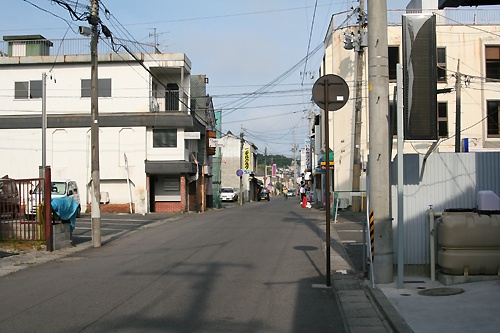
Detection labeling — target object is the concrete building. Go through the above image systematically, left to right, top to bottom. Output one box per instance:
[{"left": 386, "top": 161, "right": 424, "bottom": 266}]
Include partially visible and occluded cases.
[
  {"left": 319, "top": 4, "right": 500, "bottom": 208},
  {"left": 0, "top": 35, "right": 214, "bottom": 214},
  {"left": 218, "top": 132, "right": 260, "bottom": 202}
]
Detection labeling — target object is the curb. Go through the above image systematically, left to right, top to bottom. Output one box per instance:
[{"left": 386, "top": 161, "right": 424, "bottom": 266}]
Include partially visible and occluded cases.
[{"left": 364, "top": 283, "right": 414, "bottom": 333}]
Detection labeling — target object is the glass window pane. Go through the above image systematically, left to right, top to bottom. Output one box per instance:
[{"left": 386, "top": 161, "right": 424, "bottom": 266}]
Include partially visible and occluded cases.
[
  {"left": 388, "top": 46, "right": 399, "bottom": 81},
  {"left": 486, "top": 46, "right": 499, "bottom": 60},
  {"left": 486, "top": 46, "right": 500, "bottom": 80},
  {"left": 437, "top": 48, "right": 446, "bottom": 63},
  {"left": 98, "top": 78, "right": 111, "bottom": 97},
  {"left": 81, "top": 79, "right": 91, "bottom": 97},
  {"left": 30, "top": 80, "right": 43, "bottom": 99},
  {"left": 15, "top": 81, "right": 29, "bottom": 99},
  {"left": 487, "top": 100, "right": 500, "bottom": 136},
  {"left": 438, "top": 102, "right": 447, "bottom": 118},
  {"left": 438, "top": 121, "right": 448, "bottom": 137},
  {"left": 153, "top": 129, "right": 177, "bottom": 147}
]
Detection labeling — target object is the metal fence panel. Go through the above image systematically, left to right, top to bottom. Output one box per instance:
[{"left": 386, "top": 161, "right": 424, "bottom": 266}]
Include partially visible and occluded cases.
[
  {"left": 391, "top": 152, "right": 500, "bottom": 265},
  {"left": 0, "top": 178, "right": 44, "bottom": 241}
]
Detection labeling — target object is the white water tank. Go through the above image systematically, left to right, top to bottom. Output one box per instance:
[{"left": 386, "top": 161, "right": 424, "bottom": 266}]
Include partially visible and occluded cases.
[{"left": 477, "top": 190, "right": 500, "bottom": 211}]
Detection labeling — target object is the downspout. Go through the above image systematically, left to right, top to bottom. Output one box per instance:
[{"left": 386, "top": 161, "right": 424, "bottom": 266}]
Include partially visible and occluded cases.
[{"left": 428, "top": 205, "right": 442, "bottom": 281}]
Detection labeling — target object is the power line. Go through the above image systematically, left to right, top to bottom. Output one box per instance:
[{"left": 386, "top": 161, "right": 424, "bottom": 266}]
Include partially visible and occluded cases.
[{"left": 301, "top": 0, "right": 318, "bottom": 86}]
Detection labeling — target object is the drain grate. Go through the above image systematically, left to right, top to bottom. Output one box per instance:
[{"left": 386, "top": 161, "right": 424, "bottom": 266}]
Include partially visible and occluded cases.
[{"left": 418, "top": 287, "right": 464, "bottom": 296}]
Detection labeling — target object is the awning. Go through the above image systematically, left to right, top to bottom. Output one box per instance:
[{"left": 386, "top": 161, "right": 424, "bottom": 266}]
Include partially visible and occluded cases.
[
  {"left": 317, "top": 151, "right": 334, "bottom": 163},
  {"left": 145, "top": 160, "right": 197, "bottom": 175}
]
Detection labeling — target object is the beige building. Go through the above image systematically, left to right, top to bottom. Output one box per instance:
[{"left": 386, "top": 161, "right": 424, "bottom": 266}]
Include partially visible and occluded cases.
[{"left": 320, "top": 6, "right": 500, "bottom": 206}]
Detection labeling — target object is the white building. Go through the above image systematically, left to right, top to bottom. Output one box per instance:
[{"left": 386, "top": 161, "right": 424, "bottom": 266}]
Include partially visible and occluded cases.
[{"left": 0, "top": 35, "right": 214, "bottom": 214}]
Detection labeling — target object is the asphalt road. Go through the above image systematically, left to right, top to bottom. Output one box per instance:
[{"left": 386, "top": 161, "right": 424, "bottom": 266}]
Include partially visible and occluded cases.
[{"left": 0, "top": 196, "right": 344, "bottom": 332}]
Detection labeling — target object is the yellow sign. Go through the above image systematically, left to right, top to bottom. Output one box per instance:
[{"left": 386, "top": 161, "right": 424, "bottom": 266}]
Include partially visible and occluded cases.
[{"left": 244, "top": 148, "right": 250, "bottom": 171}]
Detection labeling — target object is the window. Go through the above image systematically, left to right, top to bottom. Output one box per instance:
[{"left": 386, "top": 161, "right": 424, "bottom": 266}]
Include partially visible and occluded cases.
[
  {"left": 388, "top": 46, "right": 399, "bottom": 81},
  {"left": 486, "top": 46, "right": 500, "bottom": 81},
  {"left": 437, "top": 47, "right": 447, "bottom": 83},
  {"left": 81, "top": 78, "right": 112, "bottom": 97},
  {"left": 14, "top": 80, "right": 42, "bottom": 99},
  {"left": 165, "top": 83, "right": 179, "bottom": 111},
  {"left": 389, "top": 99, "right": 397, "bottom": 136},
  {"left": 487, "top": 100, "right": 500, "bottom": 138},
  {"left": 438, "top": 102, "right": 448, "bottom": 138},
  {"left": 153, "top": 129, "right": 177, "bottom": 147},
  {"left": 155, "top": 176, "right": 180, "bottom": 200},
  {"left": 163, "top": 178, "right": 180, "bottom": 191}
]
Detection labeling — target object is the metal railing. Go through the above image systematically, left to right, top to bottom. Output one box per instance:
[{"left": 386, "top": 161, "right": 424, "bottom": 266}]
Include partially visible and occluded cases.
[
  {"left": 334, "top": 8, "right": 500, "bottom": 28},
  {"left": 0, "top": 37, "right": 156, "bottom": 58},
  {"left": 0, "top": 178, "right": 44, "bottom": 241}
]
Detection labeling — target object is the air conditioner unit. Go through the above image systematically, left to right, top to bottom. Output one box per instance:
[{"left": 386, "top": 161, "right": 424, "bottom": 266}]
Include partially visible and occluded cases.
[{"left": 100, "top": 192, "right": 110, "bottom": 204}]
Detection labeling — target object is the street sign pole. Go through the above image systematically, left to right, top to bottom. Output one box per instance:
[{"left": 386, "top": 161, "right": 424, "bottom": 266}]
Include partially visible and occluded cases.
[
  {"left": 312, "top": 74, "right": 349, "bottom": 288},
  {"left": 324, "top": 79, "right": 331, "bottom": 287}
]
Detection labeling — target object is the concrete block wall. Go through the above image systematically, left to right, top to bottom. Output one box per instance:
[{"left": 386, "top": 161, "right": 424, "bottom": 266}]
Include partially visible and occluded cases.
[{"left": 52, "top": 222, "right": 71, "bottom": 250}]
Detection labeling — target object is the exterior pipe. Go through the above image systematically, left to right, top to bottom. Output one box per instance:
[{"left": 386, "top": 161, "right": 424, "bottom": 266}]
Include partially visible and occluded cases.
[{"left": 428, "top": 205, "right": 442, "bottom": 281}]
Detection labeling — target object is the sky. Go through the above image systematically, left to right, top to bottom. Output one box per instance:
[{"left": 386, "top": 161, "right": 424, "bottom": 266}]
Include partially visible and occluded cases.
[{"left": 1, "top": 0, "right": 431, "bottom": 157}]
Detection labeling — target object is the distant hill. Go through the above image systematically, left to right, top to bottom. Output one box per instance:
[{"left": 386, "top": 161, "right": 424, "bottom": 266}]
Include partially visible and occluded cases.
[{"left": 256, "top": 154, "right": 295, "bottom": 169}]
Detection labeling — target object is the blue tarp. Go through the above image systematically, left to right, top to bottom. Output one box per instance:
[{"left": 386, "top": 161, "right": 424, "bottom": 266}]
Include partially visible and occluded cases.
[{"left": 51, "top": 196, "right": 79, "bottom": 229}]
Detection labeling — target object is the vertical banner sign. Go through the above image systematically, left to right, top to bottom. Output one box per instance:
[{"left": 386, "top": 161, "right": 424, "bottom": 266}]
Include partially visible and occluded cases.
[
  {"left": 403, "top": 14, "right": 437, "bottom": 140},
  {"left": 305, "top": 139, "right": 311, "bottom": 170},
  {"left": 243, "top": 147, "right": 250, "bottom": 172},
  {"left": 272, "top": 164, "right": 277, "bottom": 177}
]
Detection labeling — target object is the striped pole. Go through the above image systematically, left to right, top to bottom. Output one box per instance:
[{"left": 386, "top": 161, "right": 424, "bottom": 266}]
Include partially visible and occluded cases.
[{"left": 369, "top": 210, "right": 375, "bottom": 262}]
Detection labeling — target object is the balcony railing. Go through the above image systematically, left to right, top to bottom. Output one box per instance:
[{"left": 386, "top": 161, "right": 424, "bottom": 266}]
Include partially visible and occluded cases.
[
  {"left": 334, "top": 8, "right": 500, "bottom": 28},
  {"left": 0, "top": 37, "right": 157, "bottom": 57}
]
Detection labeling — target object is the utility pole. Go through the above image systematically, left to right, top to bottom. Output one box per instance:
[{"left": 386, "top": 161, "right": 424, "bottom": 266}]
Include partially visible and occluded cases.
[
  {"left": 90, "top": 0, "right": 101, "bottom": 247},
  {"left": 368, "top": 0, "right": 393, "bottom": 284},
  {"left": 352, "top": 1, "right": 366, "bottom": 212},
  {"left": 455, "top": 60, "right": 461, "bottom": 152},
  {"left": 41, "top": 72, "right": 47, "bottom": 177},
  {"left": 293, "top": 128, "right": 297, "bottom": 186},
  {"left": 239, "top": 130, "right": 244, "bottom": 205},
  {"left": 264, "top": 147, "right": 267, "bottom": 188}
]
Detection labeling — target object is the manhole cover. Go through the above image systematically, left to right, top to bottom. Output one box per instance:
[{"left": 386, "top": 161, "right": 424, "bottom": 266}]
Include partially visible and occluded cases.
[{"left": 418, "top": 287, "right": 464, "bottom": 296}]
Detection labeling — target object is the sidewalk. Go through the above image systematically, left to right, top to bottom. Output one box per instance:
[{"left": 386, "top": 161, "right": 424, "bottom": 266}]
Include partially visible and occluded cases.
[{"left": 312, "top": 207, "right": 500, "bottom": 333}]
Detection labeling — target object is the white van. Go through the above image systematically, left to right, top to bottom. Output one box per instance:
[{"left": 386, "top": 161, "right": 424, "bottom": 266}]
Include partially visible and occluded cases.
[{"left": 28, "top": 180, "right": 81, "bottom": 217}]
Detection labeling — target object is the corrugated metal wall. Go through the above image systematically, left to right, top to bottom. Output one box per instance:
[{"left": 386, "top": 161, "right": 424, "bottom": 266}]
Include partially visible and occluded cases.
[{"left": 391, "top": 152, "right": 500, "bottom": 265}]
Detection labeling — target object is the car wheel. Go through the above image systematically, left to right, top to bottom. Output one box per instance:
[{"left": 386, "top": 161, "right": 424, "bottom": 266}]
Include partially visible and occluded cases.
[{"left": 76, "top": 205, "right": 81, "bottom": 218}]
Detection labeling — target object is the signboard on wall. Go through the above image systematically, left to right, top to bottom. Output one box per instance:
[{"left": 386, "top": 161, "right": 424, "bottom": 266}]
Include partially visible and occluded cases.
[
  {"left": 184, "top": 132, "right": 200, "bottom": 139},
  {"left": 209, "top": 138, "right": 225, "bottom": 148},
  {"left": 244, "top": 148, "right": 250, "bottom": 171}
]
